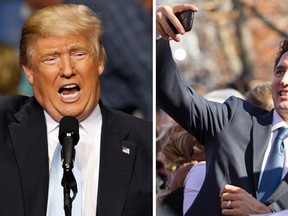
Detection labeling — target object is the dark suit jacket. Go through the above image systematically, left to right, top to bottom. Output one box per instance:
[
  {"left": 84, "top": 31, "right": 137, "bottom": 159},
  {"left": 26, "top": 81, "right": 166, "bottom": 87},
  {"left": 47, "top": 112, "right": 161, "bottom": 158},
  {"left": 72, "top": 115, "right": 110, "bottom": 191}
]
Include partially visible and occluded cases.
[
  {"left": 156, "top": 39, "right": 288, "bottom": 215},
  {"left": 0, "top": 96, "right": 152, "bottom": 216}
]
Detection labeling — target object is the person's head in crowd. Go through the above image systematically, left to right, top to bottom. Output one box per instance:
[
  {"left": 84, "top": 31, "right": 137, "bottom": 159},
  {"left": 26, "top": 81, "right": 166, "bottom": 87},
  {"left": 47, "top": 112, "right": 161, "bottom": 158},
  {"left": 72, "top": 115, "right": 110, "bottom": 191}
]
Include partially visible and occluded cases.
[
  {"left": 19, "top": 4, "right": 106, "bottom": 122},
  {"left": 0, "top": 43, "right": 21, "bottom": 95},
  {"left": 245, "top": 82, "right": 274, "bottom": 111},
  {"left": 156, "top": 123, "right": 176, "bottom": 177},
  {"left": 161, "top": 124, "right": 205, "bottom": 173}
]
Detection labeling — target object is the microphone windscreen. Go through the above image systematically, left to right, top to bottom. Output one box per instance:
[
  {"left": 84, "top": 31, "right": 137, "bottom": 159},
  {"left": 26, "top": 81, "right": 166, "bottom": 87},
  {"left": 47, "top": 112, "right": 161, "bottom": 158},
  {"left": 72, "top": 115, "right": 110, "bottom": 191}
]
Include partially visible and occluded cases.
[{"left": 59, "top": 116, "right": 79, "bottom": 144}]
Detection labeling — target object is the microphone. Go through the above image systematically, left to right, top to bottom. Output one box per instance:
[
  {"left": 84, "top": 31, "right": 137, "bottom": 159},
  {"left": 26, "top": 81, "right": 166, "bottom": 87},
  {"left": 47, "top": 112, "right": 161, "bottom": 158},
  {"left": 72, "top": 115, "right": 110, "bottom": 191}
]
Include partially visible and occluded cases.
[{"left": 58, "top": 116, "right": 79, "bottom": 172}]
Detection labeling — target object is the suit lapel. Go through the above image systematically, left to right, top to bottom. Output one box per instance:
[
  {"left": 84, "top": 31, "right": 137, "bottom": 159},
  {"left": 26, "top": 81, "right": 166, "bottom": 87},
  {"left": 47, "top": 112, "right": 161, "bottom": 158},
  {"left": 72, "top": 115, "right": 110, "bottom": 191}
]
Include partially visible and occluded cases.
[
  {"left": 8, "top": 97, "right": 49, "bottom": 215},
  {"left": 97, "top": 104, "right": 137, "bottom": 216},
  {"left": 252, "top": 111, "right": 273, "bottom": 192},
  {"left": 253, "top": 111, "right": 288, "bottom": 203}
]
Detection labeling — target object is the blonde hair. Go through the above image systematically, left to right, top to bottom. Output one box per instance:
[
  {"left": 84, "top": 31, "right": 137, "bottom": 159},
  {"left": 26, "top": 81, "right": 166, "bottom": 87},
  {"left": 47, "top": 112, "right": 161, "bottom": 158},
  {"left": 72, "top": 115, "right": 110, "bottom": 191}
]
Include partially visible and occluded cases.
[
  {"left": 19, "top": 4, "right": 106, "bottom": 67},
  {"left": 245, "top": 82, "right": 274, "bottom": 111},
  {"left": 161, "top": 125, "right": 203, "bottom": 172}
]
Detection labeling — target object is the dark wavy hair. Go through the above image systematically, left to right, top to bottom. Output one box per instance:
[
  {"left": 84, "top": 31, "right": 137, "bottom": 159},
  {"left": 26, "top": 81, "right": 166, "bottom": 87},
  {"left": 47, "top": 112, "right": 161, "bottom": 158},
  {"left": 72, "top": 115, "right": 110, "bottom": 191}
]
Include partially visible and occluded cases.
[{"left": 274, "top": 39, "right": 288, "bottom": 69}]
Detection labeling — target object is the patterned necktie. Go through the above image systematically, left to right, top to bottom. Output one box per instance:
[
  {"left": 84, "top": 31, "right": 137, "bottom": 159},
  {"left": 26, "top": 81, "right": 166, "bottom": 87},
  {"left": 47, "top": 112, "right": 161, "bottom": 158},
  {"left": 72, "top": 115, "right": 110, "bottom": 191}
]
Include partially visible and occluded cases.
[
  {"left": 258, "top": 127, "right": 288, "bottom": 202},
  {"left": 46, "top": 143, "right": 82, "bottom": 215}
]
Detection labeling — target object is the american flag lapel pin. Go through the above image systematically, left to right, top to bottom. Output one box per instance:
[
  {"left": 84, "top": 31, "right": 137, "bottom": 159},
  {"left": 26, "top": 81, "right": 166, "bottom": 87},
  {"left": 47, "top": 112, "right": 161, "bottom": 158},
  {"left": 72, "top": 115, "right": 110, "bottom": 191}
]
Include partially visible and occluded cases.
[{"left": 122, "top": 146, "right": 130, "bottom": 155}]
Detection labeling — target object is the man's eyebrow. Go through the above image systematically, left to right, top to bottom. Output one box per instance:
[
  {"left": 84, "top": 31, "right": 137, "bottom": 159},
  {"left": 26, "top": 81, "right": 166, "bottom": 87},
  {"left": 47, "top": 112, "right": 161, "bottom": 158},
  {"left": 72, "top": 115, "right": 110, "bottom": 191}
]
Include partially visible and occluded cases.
[
  {"left": 69, "top": 44, "right": 89, "bottom": 51},
  {"left": 38, "top": 51, "right": 59, "bottom": 60},
  {"left": 275, "top": 64, "right": 288, "bottom": 70}
]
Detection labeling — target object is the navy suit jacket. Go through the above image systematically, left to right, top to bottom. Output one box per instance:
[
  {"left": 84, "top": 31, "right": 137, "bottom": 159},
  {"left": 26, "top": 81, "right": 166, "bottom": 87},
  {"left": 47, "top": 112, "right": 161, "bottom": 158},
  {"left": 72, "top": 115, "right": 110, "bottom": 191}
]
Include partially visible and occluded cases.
[
  {"left": 156, "top": 39, "right": 288, "bottom": 215},
  {"left": 0, "top": 96, "right": 152, "bottom": 216}
]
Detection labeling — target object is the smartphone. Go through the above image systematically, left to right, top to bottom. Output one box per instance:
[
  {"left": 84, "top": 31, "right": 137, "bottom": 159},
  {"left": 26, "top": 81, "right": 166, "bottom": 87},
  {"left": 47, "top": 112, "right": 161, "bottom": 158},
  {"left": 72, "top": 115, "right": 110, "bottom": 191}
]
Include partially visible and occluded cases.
[{"left": 168, "top": 10, "right": 194, "bottom": 34}]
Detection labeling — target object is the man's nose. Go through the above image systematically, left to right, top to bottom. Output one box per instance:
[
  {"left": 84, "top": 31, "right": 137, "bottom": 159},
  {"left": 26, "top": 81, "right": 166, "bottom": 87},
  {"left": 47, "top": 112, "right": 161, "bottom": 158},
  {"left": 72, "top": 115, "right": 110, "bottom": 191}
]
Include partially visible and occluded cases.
[
  {"left": 61, "top": 56, "right": 75, "bottom": 77},
  {"left": 281, "top": 71, "right": 288, "bottom": 85}
]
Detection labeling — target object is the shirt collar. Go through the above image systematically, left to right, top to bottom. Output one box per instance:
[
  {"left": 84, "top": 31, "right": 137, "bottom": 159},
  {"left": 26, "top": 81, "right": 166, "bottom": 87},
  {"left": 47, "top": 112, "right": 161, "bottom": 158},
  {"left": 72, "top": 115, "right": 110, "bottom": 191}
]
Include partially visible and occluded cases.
[
  {"left": 43, "top": 104, "right": 102, "bottom": 136},
  {"left": 79, "top": 104, "right": 102, "bottom": 138},
  {"left": 272, "top": 109, "right": 288, "bottom": 132},
  {"left": 44, "top": 110, "right": 59, "bottom": 134}
]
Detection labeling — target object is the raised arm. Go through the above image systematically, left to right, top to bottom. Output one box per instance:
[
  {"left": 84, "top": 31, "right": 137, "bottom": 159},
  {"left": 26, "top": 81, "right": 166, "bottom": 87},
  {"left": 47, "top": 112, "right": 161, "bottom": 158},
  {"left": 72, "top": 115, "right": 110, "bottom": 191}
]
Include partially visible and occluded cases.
[{"left": 156, "top": 4, "right": 235, "bottom": 144}]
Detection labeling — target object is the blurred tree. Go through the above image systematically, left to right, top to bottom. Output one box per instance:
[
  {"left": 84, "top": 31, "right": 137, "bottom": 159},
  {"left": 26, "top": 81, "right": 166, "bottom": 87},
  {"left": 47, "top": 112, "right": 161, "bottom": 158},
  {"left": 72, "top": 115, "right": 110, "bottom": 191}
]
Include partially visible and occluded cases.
[{"left": 158, "top": 0, "right": 288, "bottom": 93}]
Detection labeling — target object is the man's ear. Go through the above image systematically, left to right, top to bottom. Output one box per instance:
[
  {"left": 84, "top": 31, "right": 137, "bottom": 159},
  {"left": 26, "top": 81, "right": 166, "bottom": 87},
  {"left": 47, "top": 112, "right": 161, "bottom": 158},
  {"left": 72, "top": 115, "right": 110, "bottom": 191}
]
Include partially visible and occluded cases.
[
  {"left": 98, "top": 48, "right": 106, "bottom": 76},
  {"left": 98, "top": 60, "right": 105, "bottom": 76},
  {"left": 22, "top": 65, "right": 34, "bottom": 85}
]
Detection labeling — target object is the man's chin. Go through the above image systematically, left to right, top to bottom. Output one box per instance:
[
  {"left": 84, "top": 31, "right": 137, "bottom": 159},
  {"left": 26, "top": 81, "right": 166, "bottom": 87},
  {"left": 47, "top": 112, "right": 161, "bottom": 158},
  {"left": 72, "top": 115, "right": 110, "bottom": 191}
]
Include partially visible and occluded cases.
[{"left": 276, "top": 104, "right": 288, "bottom": 118}]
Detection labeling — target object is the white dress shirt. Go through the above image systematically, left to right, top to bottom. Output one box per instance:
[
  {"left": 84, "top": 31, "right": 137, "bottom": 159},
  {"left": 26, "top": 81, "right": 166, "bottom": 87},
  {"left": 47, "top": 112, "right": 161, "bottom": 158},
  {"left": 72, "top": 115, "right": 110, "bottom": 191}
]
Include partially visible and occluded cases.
[
  {"left": 45, "top": 105, "right": 102, "bottom": 216},
  {"left": 258, "top": 110, "right": 288, "bottom": 188},
  {"left": 183, "top": 161, "right": 206, "bottom": 215}
]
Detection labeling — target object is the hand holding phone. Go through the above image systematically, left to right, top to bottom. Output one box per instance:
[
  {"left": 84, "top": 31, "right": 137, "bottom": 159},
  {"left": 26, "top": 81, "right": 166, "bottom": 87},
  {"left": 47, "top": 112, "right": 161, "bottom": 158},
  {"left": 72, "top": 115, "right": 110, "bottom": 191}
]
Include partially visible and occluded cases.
[{"left": 168, "top": 10, "right": 194, "bottom": 34}]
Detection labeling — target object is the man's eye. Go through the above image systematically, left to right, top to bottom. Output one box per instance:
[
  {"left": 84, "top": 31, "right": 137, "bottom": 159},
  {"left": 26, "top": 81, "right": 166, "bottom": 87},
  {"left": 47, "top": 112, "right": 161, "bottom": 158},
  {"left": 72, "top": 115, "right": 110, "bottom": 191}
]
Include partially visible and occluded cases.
[
  {"left": 72, "top": 52, "right": 87, "bottom": 59},
  {"left": 44, "top": 56, "right": 57, "bottom": 64},
  {"left": 275, "top": 70, "right": 284, "bottom": 76}
]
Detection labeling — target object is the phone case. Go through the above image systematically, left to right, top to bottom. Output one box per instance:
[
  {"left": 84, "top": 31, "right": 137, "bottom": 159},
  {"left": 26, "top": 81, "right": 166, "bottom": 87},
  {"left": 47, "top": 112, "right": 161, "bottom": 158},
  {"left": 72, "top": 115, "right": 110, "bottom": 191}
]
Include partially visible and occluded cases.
[{"left": 169, "top": 10, "right": 194, "bottom": 34}]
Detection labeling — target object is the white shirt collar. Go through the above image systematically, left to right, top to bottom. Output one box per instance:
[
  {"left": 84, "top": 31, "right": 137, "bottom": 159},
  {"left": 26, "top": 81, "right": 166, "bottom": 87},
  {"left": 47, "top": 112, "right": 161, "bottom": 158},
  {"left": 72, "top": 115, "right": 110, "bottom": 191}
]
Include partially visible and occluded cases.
[
  {"left": 43, "top": 104, "right": 102, "bottom": 136},
  {"left": 79, "top": 104, "right": 102, "bottom": 138},
  {"left": 272, "top": 110, "right": 288, "bottom": 132},
  {"left": 44, "top": 111, "right": 59, "bottom": 134}
]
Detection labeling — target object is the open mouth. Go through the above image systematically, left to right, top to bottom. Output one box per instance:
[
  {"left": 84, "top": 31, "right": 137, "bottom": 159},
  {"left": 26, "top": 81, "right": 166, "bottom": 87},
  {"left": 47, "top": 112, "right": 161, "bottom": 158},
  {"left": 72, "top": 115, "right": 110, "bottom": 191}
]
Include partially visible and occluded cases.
[{"left": 58, "top": 84, "right": 81, "bottom": 100}]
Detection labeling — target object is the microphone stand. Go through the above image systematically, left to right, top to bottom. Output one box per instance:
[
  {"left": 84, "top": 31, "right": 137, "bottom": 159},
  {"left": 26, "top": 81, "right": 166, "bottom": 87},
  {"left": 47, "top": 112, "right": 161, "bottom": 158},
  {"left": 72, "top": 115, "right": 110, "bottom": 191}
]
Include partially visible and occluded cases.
[
  {"left": 61, "top": 149, "right": 78, "bottom": 216},
  {"left": 62, "top": 170, "right": 78, "bottom": 216}
]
